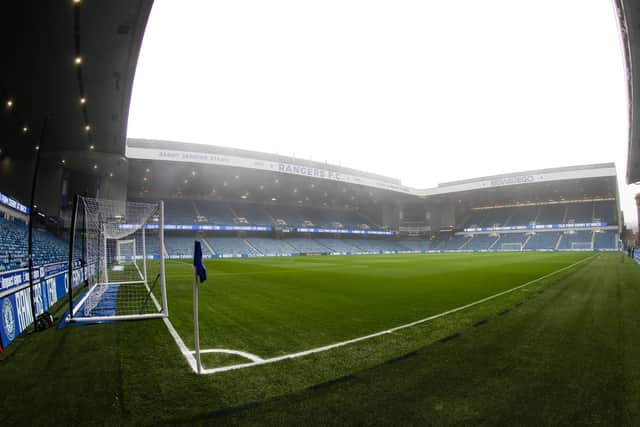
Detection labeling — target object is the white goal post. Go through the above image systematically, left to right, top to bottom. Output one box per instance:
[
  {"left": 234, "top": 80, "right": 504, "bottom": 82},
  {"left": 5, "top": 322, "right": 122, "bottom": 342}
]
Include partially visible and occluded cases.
[
  {"left": 67, "top": 196, "right": 167, "bottom": 322},
  {"left": 500, "top": 243, "right": 523, "bottom": 251}
]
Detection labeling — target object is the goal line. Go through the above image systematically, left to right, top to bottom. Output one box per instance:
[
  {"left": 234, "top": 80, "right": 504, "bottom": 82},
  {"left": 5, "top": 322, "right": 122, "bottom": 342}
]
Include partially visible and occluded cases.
[{"left": 163, "top": 254, "right": 597, "bottom": 375}]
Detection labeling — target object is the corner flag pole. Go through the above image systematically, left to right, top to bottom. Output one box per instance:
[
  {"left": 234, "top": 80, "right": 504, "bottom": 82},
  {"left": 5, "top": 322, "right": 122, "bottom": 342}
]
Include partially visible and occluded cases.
[
  {"left": 193, "top": 240, "right": 207, "bottom": 375},
  {"left": 193, "top": 266, "right": 202, "bottom": 374}
]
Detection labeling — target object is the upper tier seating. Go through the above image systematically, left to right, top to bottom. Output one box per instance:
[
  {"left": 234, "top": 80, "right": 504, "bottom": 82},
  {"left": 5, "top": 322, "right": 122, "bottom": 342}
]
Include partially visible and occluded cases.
[
  {"left": 164, "top": 199, "right": 197, "bottom": 223},
  {"left": 193, "top": 200, "right": 236, "bottom": 224},
  {"left": 592, "top": 201, "right": 617, "bottom": 224},
  {"left": 231, "top": 203, "right": 273, "bottom": 225},
  {"left": 564, "top": 203, "right": 593, "bottom": 224},
  {"left": 505, "top": 206, "right": 539, "bottom": 226}
]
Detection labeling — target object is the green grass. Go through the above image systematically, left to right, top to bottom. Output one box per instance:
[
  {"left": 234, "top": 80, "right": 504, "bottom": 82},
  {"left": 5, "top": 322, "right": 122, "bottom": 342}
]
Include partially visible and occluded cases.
[
  {"left": 1, "top": 252, "right": 639, "bottom": 426},
  {"left": 162, "top": 252, "right": 590, "bottom": 361}
]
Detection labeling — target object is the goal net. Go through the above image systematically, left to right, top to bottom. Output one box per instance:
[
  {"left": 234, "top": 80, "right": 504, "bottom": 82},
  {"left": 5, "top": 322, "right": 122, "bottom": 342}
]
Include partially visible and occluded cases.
[
  {"left": 67, "top": 196, "right": 167, "bottom": 322},
  {"left": 500, "top": 243, "right": 522, "bottom": 251}
]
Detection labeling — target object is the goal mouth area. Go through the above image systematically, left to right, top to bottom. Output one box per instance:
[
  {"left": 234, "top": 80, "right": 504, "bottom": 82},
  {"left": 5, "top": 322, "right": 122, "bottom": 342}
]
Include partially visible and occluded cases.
[{"left": 68, "top": 282, "right": 165, "bottom": 323}]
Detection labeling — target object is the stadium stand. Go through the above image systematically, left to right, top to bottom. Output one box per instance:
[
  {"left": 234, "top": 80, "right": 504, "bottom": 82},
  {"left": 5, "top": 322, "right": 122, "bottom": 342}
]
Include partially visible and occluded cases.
[
  {"left": 164, "top": 199, "right": 197, "bottom": 223},
  {"left": 193, "top": 200, "right": 236, "bottom": 224},
  {"left": 592, "top": 201, "right": 617, "bottom": 224},
  {"left": 231, "top": 203, "right": 273, "bottom": 225},
  {"left": 564, "top": 203, "right": 594, "bottom": 224},
  {"left": 266, "top": 205, "right": 306, "bottom": 227},
  {"left": 504, "top": 206, "right": 539, "bottom": 226},
  {"left": 480, "top": 209, "right": 510, "bottom": 227},
  {"left": 0, "top": 216, "right": 68, "bottom": 271},
  {"left": 557, "top": 230, "right": 594, "bottom": 250},
  {"left": 593, "top": 230, "right": 617, "bottom": 250},
  {"left": 523, "top": 232, "right": 560, "bottom": 250},
  {"left": 495, "top": 233, "right": 527, "bottom": 251},
  {"left": 465, "top": 234, "right": 499, "bottom": 251},
  {"left": 164, "top": 235, "right": 213, "bottom": 257},
  {"left": 441, "top": 235, "right": 471, "bottom": 251},
  {"left": 206, "top": 237, "right": 259, "bottom": 256},
  {"left": 245, "top": 238, "right": 294, "bottom": 255},
  {"left": 283, "top": 238, "right": 330, "bottom": 253},
  {"left": 314, "top": 238, "right": 360, "bottom": 253},
  {"left": 349, "top": 239, "right": 407, "bottom": 253},
  {"left": 397, "top": 240, "right": 434, "bottom": 252}
]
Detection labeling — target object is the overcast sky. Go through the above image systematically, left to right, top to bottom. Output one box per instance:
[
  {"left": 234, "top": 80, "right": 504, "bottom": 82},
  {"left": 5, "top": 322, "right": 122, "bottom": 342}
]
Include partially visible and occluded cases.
[{"left": 128, "top": 0, "right": 640, "bottom": 230}]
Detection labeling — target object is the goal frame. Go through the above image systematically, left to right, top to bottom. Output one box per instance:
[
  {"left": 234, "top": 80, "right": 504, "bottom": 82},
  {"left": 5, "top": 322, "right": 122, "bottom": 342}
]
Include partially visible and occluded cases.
[
  {"left": 66, "top": 195, "right": 168, "bottom": 323},
  {"left": 109, "top": 237, "right": 145, "bottom": 284},
  {"left": 500, "top": 243, "right": 523, "bottom": 251}
]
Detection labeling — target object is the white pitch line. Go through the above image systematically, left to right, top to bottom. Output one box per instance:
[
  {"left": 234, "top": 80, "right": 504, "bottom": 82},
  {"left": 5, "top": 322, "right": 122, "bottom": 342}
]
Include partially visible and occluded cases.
[
  {"left": 163, "top": 254, "right": 596, "bottom": 375},
  {"left": 190, "top": 348, "right": 264, "bottom": 363}
]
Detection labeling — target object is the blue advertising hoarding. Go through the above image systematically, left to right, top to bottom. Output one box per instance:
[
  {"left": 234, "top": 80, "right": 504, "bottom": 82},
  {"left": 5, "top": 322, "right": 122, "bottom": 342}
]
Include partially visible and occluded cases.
[
  {"left": 0, "top": 192, "right": 29, "bottom": 214},
  {"left": 463, "top": 222, "right": 609, "bottom": 233},
  {"left": 0, "top": 260, "right": 85, "bottom": 349}
]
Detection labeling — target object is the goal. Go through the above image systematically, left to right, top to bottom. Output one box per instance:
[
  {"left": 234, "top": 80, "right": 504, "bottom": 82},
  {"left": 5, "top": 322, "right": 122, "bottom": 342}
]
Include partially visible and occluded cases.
[{"left": 67, "top": 196, "right": 168, "bottom": 322}]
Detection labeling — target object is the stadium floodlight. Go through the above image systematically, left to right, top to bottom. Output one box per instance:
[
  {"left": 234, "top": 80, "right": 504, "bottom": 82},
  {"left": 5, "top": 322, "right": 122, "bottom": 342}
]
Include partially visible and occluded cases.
[{"left": 67, "top": 195, "right": 168, "bottom": 322}]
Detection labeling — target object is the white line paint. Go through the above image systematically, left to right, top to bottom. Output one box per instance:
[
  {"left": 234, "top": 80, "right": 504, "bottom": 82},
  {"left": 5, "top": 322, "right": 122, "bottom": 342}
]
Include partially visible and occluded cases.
[
  {"left": 164, "top": 254, "right": 596, "bottom": 375},
  {"left": 190, "top": 348, "right": 264, "bottom": 362}
]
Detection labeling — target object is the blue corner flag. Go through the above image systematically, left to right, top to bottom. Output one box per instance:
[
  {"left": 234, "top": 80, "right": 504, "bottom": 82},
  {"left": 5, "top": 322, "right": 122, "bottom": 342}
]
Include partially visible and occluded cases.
[{"left": 193, "top": 240, "right": 207, "bottom": 283}]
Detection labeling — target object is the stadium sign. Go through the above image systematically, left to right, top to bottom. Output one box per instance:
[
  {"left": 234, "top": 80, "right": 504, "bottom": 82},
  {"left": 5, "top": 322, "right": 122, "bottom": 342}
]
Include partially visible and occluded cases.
[
  {"left": 125, "top": 145, "right": 415, "bottom": 194},
  {"left": 127, "top": 145, "right": 618, "bottom": 198},
  {"left": 422, "top": 165, "right": 617, "bottom": 197},
  {"left": 0, "top": 192, "right": 29, "bottom": 214},
  {"left": 463, "top": 222, "right": 609, "bottom": 233},
  {"left": 119, "top": 223, "right": 394, "bottom": 234},
  {"left": 119, "top": 224, "right": 273, "bottom": 232},
  {"left": 297, "top": 227, "right": 396, "bottom": 235}
]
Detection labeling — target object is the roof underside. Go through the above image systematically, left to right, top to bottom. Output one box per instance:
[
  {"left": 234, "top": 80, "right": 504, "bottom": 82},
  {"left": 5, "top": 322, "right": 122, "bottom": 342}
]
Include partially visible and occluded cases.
[
  {"left": 1, "top": 0, "right": 152, "bottom": 159},
  {"left": 617, "top": 0, "right": 640, "bottom": 183}
]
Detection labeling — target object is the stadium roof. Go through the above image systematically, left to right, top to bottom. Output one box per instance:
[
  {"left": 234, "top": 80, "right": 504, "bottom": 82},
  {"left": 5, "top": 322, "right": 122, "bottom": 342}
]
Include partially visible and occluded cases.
[
  {"left": 616, "top": 0, "right": 640, "bottom": 183},
  {"left": 1, "top": 1, "right": 151, "bottom": 158},
  {"left": 127, "top": 138, "right": 402, "bottom": 186},
  {"left": 127, "top": 139, "right": 618, "bottom": 199}
]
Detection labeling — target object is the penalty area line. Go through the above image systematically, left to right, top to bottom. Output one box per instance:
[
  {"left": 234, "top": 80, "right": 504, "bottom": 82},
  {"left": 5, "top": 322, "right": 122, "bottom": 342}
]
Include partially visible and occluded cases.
[{"left": 165, "top": 254, "right": 597, "bottom": 375}]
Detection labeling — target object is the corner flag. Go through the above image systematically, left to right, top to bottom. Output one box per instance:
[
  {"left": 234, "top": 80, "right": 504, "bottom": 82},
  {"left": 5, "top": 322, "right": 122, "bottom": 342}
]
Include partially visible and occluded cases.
[{"left": 193, "top": 240, "right": 207, "bottom": 283}]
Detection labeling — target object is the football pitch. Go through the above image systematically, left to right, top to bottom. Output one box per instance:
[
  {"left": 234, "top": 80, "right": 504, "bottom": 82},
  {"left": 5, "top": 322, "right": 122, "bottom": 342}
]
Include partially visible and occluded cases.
[
  {"left": 4, "top": 251, "right": 640, "bottom": 426},
  {"left": 159, "top": 251, "right": 593, "bottom": 372}
]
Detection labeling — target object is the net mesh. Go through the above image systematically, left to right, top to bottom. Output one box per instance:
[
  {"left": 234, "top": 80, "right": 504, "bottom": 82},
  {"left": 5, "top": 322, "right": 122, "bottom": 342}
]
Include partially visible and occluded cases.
[{"left": 71, "top": 197, "right": 165, "bottom": 320}]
